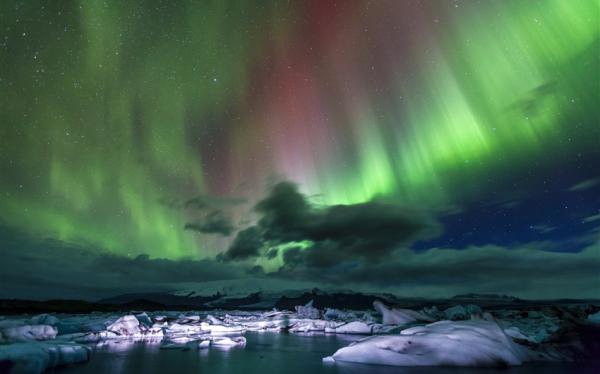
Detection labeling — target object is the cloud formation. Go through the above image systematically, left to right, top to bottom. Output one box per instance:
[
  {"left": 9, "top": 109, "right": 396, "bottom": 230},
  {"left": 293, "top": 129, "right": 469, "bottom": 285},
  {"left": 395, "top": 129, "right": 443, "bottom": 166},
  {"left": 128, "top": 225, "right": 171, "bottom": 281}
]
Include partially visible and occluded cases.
[
  {"left": 568, "top": 177, "right": 600, "bottom": 192},
  {"left": 220, "top": 181, "right": 440, "bottom": 262},
  {"left": 184, "top": 195, "right": 247, "bottom": 210},
  {"left": 185, "top": 210, "right": 235, "bottom": 236},
  {"left": 1, "top": 222, "right": 599, "bottom": 300},
  {"left": 0, "top": 225, "right": 247, "bottom": 300},
  {"left": 218, "top": 227, "right": 264, "bottom": 261},
  {"left": 272, "top": 239, "right": 600, "bottom": 299}
]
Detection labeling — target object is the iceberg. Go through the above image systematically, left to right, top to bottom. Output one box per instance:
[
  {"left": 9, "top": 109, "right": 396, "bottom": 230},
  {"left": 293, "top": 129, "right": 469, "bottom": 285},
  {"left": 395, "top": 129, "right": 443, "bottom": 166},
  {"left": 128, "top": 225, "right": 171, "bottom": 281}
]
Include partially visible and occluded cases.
[
  {"left": 295, "top": 300, "right": 320, "bottom": 319},
  {"left": 373, "top": 300, "right": 433, "bottom": 325},
  {"left": 443, "top": 304, "right": 482, "bottom": 320},
  {"left": 105, "top": 315, "right": 163, "bottom": 338},
  {"left": 106, "top": 315, "right": 143, "bottom": 336},
  {"left": 324, "top": 319, "right": 527, "bottom": 367},
  {"left": 330, "top": 321, "right": 373, "bottom": 334},
  {"left": 0, "top": 325, "right": 58, "bottom": 343},
  {"left": 211, "top": 336, "right": 246, "bottom": 347},
  {"left": 0, "top": 341, "right": 90, "bottom": 374}
]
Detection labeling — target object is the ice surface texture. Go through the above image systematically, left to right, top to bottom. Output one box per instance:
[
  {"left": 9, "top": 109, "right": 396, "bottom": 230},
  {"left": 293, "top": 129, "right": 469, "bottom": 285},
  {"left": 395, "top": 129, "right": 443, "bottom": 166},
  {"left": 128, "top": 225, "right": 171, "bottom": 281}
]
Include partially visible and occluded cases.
[{"left": 324, "top": 319, "right": 526, "bottom": 367}]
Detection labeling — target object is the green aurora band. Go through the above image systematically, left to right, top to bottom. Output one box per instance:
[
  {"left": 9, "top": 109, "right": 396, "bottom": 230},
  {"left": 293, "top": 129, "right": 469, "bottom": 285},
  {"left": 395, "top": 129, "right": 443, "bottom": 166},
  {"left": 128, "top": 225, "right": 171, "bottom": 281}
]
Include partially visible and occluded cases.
[{"left": 0, "top": 0, "right": 598, "bottom": 259}]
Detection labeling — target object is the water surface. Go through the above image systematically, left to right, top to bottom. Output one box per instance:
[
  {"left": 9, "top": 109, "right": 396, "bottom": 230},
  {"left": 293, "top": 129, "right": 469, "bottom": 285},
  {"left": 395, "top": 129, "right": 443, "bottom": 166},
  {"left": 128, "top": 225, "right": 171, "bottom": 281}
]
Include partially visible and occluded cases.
[{"left": 51, "top": 332, "right": 597, "bottom": 374}]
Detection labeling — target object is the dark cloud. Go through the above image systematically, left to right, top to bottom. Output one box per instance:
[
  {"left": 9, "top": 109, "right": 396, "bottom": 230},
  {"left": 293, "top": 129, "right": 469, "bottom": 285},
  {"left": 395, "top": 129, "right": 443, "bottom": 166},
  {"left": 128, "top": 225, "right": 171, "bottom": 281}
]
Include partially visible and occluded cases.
[
  {"left": 569, "top": 178, "right": 600, "bottom": 192},
  {"left": 223, "top": 181, "right": 439, "bottom": 263},
  {"left": 255, "top": 181, "right": 312, "bottom": 242},
  {"left": 184, "top": 195, "right": 247, "bottom": 210},
  {"left": 185, "top": 210, "right": 235, "bottom": 236},
  {"left": 1, "top": 223, "right": 598, "bottom": 300},
  {"left": 0, "top": 225, "right": 247, "bottom": 300},
  {"left": 218, "top": 227, "right": 264, "bottom": 262},
  {"left": 271, "top": 239, "right": 600, "bottom": 299},
  {"left": 281, "top": 246, "right": 304, "bottom": 267}
]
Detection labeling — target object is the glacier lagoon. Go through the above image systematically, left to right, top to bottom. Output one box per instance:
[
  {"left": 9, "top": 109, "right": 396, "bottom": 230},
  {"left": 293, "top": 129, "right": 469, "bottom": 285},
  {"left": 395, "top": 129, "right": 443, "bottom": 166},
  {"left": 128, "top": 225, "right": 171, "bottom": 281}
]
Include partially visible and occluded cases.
[
  {"left": 1, "top": 299, "right": 599, "bottom": 373},
  {"left": 51, "top": 332, "right": 592, "bottom": 374}
]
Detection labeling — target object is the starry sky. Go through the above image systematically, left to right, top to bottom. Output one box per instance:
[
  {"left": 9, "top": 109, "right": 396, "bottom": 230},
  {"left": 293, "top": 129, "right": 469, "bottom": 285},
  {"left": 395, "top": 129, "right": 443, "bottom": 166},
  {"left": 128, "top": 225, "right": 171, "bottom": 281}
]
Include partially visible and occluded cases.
[{"left": 1, "top": 0, "right": 599, "bottom": 300}]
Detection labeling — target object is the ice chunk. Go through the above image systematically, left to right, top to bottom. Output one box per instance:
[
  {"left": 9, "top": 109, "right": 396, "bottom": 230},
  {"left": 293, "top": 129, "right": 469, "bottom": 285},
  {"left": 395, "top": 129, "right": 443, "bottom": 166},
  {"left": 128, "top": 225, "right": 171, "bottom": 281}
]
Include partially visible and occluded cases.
[
  {"left": 295, "top": 300, "right": 320, "bottom": 319},
  {"left": 373, "top": 300, "right": 433, "bottom": 325},
  {"left": 443, "top": 304, "right": 482, "bottom": 320},
  {"left": 324, "top": 308, "right": 356, "bottom": 321},
  {"left": 587, "top": 310, "right": 600, "bottom": 323},
  {"left": 135, "top": 312, "right": 153, "bottom": 328},
  {"left": 28, "top": 314, "right": 60, "bottom": 326},
  {"left": 106, "top": 315, "right": 142, "bottom": 336},
  {"left": 206, "top": 315, "right": 222, "bottom": 325},
  {"left": 289, "top": 319, "right": 333, "bottom": 333},
  {"left": 325, "top": 320, "right": 526, "bottom": 367},
  {"left": 332, "top": 321, "right": 373, "bottom": 334},
  {"left": 0, "top": 325, "right": 57, "bottom": 343},
  {"left": 211, "top": 325, "right": 246, "bottom": 333},
  {"left": 504, "top": 326, "right": 538, "bottom": 343},
  {"left": 57, "top": 330, "right": 119, "bottom": 343},
  {"left": 211, "top": 336, "right": 246, "bottom": 347},
  {"left": 198, "top": 340, "right": 211, "bottom": 349},
  {"left": 0, "top": 341, "right": 90, "bottom": 374}
]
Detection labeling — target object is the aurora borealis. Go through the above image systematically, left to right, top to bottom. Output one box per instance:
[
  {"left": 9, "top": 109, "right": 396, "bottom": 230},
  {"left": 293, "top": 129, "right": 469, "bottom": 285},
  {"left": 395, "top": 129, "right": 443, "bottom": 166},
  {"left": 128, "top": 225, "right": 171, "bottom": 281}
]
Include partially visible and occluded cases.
[{"left": 1, "top": 1, "right": 599, "bottom": 300}]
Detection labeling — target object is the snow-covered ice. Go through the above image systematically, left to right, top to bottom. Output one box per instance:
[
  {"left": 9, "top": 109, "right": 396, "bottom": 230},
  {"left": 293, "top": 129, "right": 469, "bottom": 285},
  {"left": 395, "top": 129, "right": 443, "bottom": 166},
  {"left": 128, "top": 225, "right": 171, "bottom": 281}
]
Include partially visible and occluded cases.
[{"left": 324, "top": 319, "right": 527, "bottom": 367}]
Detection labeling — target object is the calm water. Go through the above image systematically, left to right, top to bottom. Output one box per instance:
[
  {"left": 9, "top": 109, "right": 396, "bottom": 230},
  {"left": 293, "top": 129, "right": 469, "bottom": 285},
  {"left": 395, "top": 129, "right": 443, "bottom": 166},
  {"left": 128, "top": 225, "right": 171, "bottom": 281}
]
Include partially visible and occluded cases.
[{"left": 51, "top": 332, "right": 598, "bottom": 374}]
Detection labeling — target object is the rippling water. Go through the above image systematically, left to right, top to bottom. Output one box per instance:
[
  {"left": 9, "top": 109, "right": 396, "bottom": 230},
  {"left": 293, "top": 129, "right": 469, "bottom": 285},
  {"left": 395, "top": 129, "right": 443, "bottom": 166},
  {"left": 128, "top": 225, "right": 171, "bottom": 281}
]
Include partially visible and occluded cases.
[{"left": 50, "top": 332, "right": 596, "bottom": 374}]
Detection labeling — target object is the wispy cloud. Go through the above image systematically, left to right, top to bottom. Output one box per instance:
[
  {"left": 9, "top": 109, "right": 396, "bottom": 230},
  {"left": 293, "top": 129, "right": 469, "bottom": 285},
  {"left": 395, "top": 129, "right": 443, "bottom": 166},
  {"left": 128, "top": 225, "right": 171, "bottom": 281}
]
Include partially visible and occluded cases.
[{"left": 569, "top": 178, "right": 600, "bottom": 192}]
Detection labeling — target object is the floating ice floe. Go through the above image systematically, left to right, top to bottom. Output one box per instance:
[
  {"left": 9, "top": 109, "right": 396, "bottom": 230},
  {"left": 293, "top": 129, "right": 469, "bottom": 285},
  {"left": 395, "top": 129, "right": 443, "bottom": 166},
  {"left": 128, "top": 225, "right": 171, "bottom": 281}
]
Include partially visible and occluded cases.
[
  {"left": 105, "top": 315, "right": 164, "bottom": 339},
  {"left": 324, "top": 319, "right": 527, "bottom": 367},
  {"left": 200, "top": 321, "right": 246, "bottom": 334},
  {"left": 328, "top": 321, "right": 373, "bottom": 335},
  {"left": 0, "top": 325, "right": 58, "bottom": 343},
  {"left": 211, "top": 336, "right": 246, "bottom": 347},
  {"left": 198, "top": 339, "right": 211, "bottom": 349},
  {"left": 0, "top": 341, "right": 90, "bottom": 374}
]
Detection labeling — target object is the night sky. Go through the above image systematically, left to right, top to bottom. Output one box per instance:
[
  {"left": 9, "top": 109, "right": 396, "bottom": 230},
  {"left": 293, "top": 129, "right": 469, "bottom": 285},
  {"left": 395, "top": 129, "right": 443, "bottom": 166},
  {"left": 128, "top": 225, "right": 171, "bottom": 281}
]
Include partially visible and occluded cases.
[{"left": 1, "top": 1, "right": 599, "bottom": 300}]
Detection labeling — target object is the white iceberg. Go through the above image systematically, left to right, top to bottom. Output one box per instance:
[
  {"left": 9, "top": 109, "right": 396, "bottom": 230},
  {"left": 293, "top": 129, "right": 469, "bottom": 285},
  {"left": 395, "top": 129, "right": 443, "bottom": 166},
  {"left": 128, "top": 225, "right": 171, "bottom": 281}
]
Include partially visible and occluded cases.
[
  {"left": 373, "top": 300, "right": 433, "bottom": 325},
  {"left": 105, "top": 315, "right": 163, "bottom": 338},
  {"left": 106, "top": 315, "right": 142, "bottom": 336},
  {"left": 289, "top": 319, "right": 333, "bottom": 333},
  {"left": 324, "top": 319, "right": 526, "bottom": 367},
  {"left": 200, "top": 321, "right": 245, "bottom": 334},
  {"left": 330, "top": 321, "right": 373, "bottom": 334},
  {"left": 211, "top": 336, "right": 246, "bottom": 347},
  {"left": 198, "top": 339, "right": 211, "bottom": 349}
]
